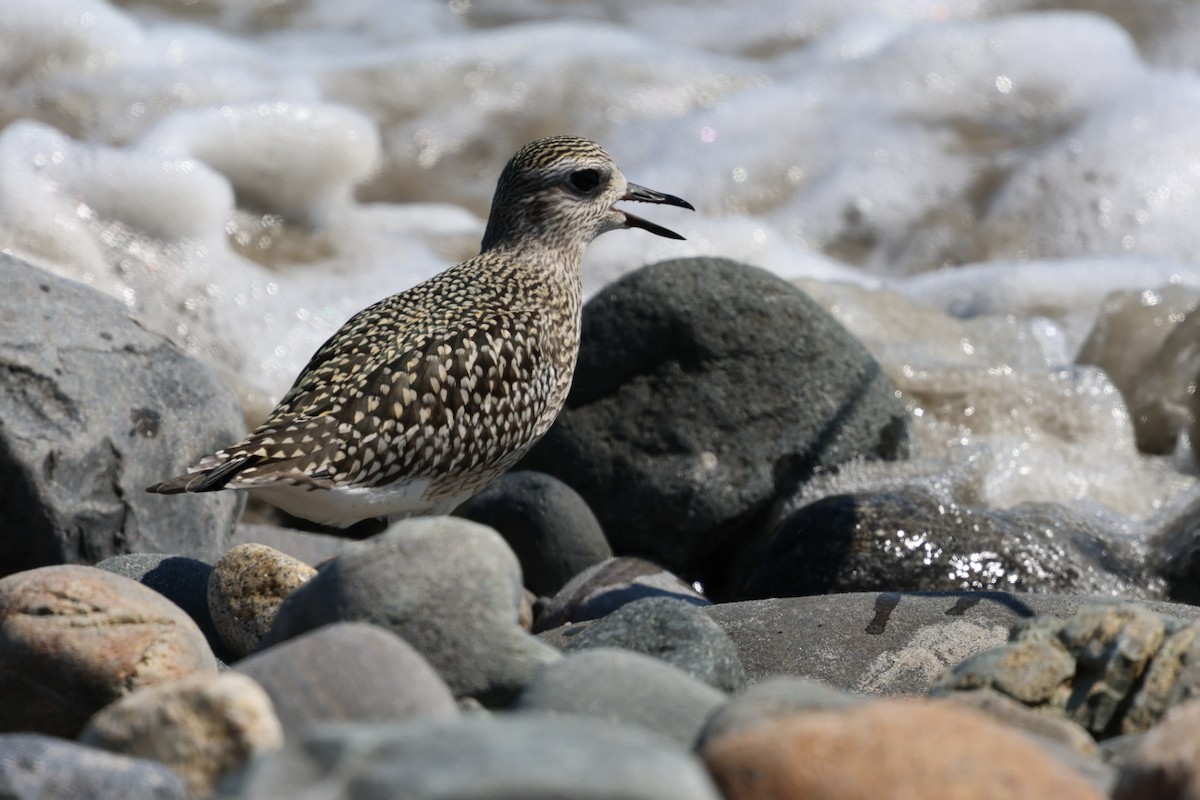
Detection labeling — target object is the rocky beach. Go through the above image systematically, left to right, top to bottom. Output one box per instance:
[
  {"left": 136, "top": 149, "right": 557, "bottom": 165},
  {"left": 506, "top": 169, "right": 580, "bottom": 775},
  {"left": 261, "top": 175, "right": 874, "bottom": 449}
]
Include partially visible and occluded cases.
[
  {"left": 5, "top": 0, "right": 1200, "bottom": 797},
  {"left": 5, "top": 248, "right": 1200, "bottom": 798}
]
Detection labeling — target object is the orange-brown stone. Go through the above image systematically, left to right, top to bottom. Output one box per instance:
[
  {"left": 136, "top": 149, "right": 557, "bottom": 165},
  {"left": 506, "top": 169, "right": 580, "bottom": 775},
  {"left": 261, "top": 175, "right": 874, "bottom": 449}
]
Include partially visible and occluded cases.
[
  {"left": 0, "top": 565, "right": 217, "bottom": 737},
  {"left": 703, "top": 698, "right": 1102, "bottom": 800}
]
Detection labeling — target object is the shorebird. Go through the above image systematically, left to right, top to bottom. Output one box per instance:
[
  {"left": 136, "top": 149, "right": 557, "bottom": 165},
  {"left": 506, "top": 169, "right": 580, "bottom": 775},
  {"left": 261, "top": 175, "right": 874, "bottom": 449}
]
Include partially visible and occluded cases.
[{"left": 148, "top": 135, "right": 693, "bottom": 527}]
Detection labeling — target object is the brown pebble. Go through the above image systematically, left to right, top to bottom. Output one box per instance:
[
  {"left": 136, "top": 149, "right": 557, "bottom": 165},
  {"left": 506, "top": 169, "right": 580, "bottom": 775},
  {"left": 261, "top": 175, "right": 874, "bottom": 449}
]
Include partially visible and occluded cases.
[
  {"left": 208, "top": 543, "right": 316, "bottom": 659},
  {"left": 0, "top": 565, "right": 217, "bottom": 737},
  {"left": 80, "top": 671, "right": 283, "bottom": 798},
  {"left": 940, "top": 689, "right": 1098, "bottom": 757},
  {"left": 703, "top": 698, "right": 1102, "bottom": 800}
]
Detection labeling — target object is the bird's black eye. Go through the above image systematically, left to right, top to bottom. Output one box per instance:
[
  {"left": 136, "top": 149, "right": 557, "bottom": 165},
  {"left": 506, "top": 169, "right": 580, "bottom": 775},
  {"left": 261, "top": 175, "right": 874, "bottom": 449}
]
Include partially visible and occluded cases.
[{"left": 568, "top": 169, "right": 601, "bottom": 192}]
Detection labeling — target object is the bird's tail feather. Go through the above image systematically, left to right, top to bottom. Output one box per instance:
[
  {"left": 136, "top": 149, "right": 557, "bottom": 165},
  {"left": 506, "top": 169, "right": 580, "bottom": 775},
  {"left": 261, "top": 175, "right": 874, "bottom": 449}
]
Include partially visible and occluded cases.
[{"left": 145, "top": 455, "right": 263, "bottom": 494}]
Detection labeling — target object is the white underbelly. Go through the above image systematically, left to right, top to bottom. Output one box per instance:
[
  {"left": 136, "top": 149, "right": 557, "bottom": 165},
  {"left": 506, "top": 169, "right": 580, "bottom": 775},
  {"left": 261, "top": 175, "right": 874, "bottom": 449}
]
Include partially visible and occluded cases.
[{"left": 246, "top": 478, "right": 458, "bottom": 528}]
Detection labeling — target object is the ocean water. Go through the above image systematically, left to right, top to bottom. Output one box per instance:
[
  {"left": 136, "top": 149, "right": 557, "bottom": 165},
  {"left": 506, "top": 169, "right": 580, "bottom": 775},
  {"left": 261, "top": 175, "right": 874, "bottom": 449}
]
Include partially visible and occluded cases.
[{"left": 3, "top": 0, "right": 1199, "bottom": 558}]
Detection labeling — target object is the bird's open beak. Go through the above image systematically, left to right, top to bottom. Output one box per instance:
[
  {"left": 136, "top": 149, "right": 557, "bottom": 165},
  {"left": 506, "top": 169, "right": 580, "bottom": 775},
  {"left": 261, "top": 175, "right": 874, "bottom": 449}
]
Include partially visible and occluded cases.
[{"left": 618, "top": 183, "right": 695, "bottom": 240}]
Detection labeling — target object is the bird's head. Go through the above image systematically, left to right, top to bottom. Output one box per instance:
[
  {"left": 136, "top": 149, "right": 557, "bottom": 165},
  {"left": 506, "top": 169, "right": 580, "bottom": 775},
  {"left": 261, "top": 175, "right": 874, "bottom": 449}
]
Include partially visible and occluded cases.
[{"left": 481, "top": 135, "right": 693, "bottom": 253}]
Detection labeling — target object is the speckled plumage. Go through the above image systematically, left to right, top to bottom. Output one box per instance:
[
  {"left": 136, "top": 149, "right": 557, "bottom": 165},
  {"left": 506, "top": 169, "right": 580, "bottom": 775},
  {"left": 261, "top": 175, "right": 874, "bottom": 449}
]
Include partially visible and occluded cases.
[{"left": 148, "top": 135, "right": 693, "bottom": 526}]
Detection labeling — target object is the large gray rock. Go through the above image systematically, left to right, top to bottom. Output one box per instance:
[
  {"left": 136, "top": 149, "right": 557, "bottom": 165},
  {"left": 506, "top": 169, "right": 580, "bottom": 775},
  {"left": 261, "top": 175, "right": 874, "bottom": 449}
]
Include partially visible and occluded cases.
[
  {"left": 0, "top": 255, "right": 243, "bottom": 575},
  {"left": 519, "top": 258, "right": 908, "bottom": 596},
  {"left": 739, "top": 490, "right": 1164, "bottom": 600},
  {"left": 262, "top": 517, "right": 559, "bottom": 706},
  {"left": 705, "top": 592, "right": 1200, "bottom": 696},
  {"left": 236, "top": 622, "right": 458, "bottom": 733},
  {"left": 513, "top": 648, "right": 727, "bottom": 746},
  {"left": 218, "top": 715, "right": 721, "bottom": 800},
  {"left": 0, "top": 734, "right": 186, "bottom": 800}
]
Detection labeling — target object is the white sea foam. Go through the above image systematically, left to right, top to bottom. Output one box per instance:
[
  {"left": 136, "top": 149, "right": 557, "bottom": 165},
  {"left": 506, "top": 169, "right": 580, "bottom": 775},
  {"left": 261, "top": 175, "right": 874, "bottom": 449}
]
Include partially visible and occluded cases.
[
  {"left": 1, "top": 0, "right": 1198, "bottom": 536},
  {"left": 138, "top": 103, "right": 381, "bottom": 225}
]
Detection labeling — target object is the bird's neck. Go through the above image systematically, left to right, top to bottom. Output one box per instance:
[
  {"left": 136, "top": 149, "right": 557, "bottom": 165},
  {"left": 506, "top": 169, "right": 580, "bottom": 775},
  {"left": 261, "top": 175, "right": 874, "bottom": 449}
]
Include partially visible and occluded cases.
[
  {"left": 480, "top": 237, "right": 587, "bottom": 297},
  {"left": 475, "top": 239, "right": 583, "bottom": 386}
]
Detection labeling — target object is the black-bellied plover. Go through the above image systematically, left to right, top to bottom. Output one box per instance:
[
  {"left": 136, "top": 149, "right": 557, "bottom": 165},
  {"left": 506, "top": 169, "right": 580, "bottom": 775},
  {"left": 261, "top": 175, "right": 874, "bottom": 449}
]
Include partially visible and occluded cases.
[{"left": 148, "top": 135, "right": 693, "bottom": 526}]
